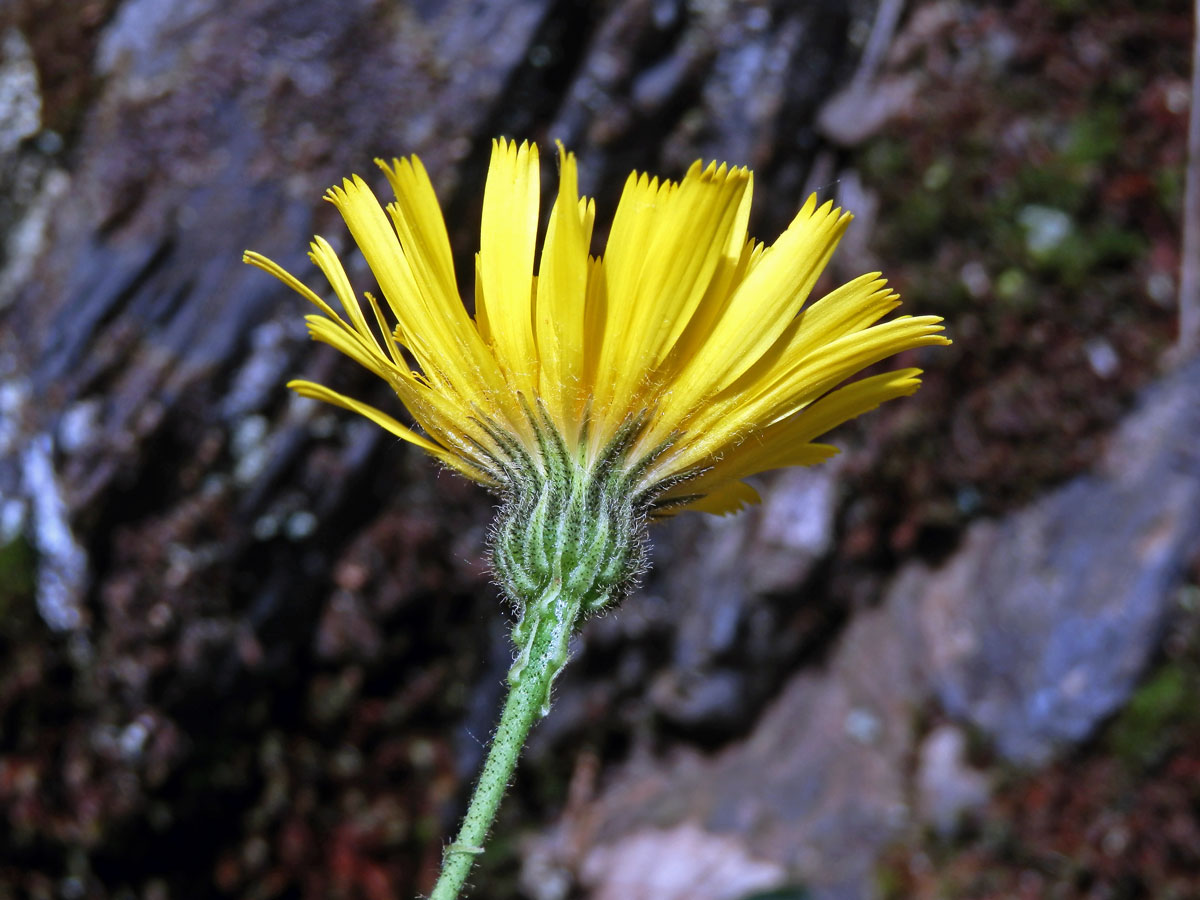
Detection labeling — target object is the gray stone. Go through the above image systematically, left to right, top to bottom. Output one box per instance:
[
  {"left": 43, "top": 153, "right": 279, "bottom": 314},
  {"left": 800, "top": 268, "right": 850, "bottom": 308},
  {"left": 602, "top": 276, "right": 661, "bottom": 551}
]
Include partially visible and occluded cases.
[
  {"left": 0, "top": 28, "right": 41, "bottom": 156},
  {"left": 916, "top": 357, "right": 1200, "bottom": 764},
  {"left": 914, "top": 724, "right": 989, "bottom": 835}
]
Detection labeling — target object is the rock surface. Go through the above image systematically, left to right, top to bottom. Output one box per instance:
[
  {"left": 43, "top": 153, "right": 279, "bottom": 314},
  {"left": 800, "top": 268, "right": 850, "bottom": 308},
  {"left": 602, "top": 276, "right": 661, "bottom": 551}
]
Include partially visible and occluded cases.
[
  {"left": 0, "top": 2, "right": 864, "bottom": 896},
  {"left": 1, "top": 2, "right": 1193, "bottom": 898},
  {"left": 918, "top": 358, "right": 1200, "bottom": 763}
]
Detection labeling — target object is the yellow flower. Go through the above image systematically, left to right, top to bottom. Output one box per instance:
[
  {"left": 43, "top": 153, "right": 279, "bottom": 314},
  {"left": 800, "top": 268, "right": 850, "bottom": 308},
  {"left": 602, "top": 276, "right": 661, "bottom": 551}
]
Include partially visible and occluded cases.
[
  {"left": 244, "top": 138, "right": 948, "bottom": 518},
  {"left": 248, "top": 139, "right": 950, "bottom": 899}
]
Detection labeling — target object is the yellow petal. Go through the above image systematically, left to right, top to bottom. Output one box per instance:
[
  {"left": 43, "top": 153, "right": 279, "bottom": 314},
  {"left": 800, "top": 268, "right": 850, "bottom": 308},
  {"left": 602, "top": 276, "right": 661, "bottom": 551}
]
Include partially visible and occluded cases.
[
  {"left": 479, "top": 138, "right": 540, "bottom": 392},
  {"left": 250, "top": 141, "right": 952, "bottom": 506},
  {"left": 535, "top": 142, "right": 590, "bottom": 432},
  {"left": 376, "top": 155, "right": 459, "bottom": 311},
  {"left": 377, "top": 155, "right": 505, "bottom": 380},
  {"left": 597, "top": 162, "right": 751, "bottom": 414},
  {"left": 588, "top": 171, "right": 669, "bottom": 410},
  {"left": 326, "top": 173, "right": 521, "bottom": 429},
  {"left": 324, "top": 176, "right": 425, "bottom": 350},
  {"left": 671, "top": 196, "right": 850, "bottom": 410},
  {"left": 666, "top": 235, "right": 762, "bottom": 374},
  {"left": 307, "top": 236, "right": 379, "bottom": 346},
  {"left": 243, "top": 250, "right": 347, "bottom": 328},
  {"left": 473, "top": 252, "right": 490, "bottom": 342},
  {"left": 580, "top": 253, "right": 609, "bottom": 442},
  {"left": 715, "top": 274, "right": 900, "bottom": 410},
  {"left": 301, "top": 313, "right": 501, "bottom": 465},
  {"left": 304, "top": 315, "right": 394, "bottom": 381},
  {"left": 751, "top": 316, "right": 948, "bottom": 426},
  {"left": 665, "top": 317, "right": 947, "bottom": 476},
  {"left": 773, "top": 367, "right": 925, "bottom": 449},
  {"left": 689, "top": 368, "right": 925, "bottom": 491},
  {"left": 287, "top": 379, "right": 443, "bottom": 453},
  {"left": 287, "top": 380, "right": 498, "bottom": 485},
  {"left": 673, "top": 480, "right": 761, "bottom": 516}
]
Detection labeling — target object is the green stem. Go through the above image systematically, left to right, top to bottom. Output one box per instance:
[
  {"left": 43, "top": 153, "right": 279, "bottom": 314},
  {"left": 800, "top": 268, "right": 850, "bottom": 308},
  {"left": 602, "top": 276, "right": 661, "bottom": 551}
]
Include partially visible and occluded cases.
[{"left": 429, "top": 581, "right": 581, "bottom": 900}]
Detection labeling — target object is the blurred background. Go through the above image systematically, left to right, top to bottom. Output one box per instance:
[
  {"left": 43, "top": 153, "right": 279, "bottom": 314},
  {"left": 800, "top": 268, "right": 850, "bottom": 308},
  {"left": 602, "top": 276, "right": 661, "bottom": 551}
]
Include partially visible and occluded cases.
[{"left": 1, "top": 1, "right": 1198, "bottom": 898}]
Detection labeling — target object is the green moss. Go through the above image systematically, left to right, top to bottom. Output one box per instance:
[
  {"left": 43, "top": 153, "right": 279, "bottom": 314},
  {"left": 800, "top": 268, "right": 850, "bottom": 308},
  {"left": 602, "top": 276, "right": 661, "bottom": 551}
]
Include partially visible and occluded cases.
[
  {"left": 1062, "top": 106, "right": 1123, "bottom": 167},
  {"left": 862, "top": 138, "right": 910, "bottom": 181},
  {"left": 922, "top": 158, "right": 953, "bottom": 192},
  {"left": 1006, "top": 162, "right": 1090, "bottom": 217},
  {"left": 1155, "top": 166, "right": 1185, "bottom": 216},
  {"left": 888, "top": 188, "right": 951, "bottom": 257},
  {"left": 1088, "top": 223, "right": 1147, "bottom": 267},
  {"left": 994, "top": 268, "right": 1032, "bottom": 310},
  {"left": 0, "top": 533, "right": 37, "bottom": 623},
  {"left": 1107, "top": 662, "right": 1200, "bottom": 771},
  {"left": 413, "top": 812, "right": 440, "bottom": 845},
  {"left": 874, "top": 861, "right": 906, "bottom": 900},
  {"left": 737, "top": 888, "right": 811, "bottom": 900}
]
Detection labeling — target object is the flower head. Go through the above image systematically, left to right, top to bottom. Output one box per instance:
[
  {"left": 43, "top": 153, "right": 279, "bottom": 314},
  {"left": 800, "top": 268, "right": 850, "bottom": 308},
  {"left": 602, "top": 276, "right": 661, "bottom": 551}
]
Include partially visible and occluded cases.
[{"left": 245, "top": 138, "right": 947, "bottom": 608}]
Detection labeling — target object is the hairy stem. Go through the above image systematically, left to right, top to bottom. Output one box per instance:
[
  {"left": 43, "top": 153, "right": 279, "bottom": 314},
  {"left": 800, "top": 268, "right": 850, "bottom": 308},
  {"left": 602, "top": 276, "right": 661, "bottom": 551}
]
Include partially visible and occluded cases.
[{"left": 429, "top": 582, "right": 581, "bottom": 900}]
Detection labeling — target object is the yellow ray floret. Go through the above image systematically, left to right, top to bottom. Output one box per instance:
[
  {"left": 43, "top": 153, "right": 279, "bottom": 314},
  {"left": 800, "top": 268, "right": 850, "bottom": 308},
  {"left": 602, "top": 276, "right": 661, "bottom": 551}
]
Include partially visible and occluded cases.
[{"left": 245, "top": 139, "right": 949, "bottom": 514}]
